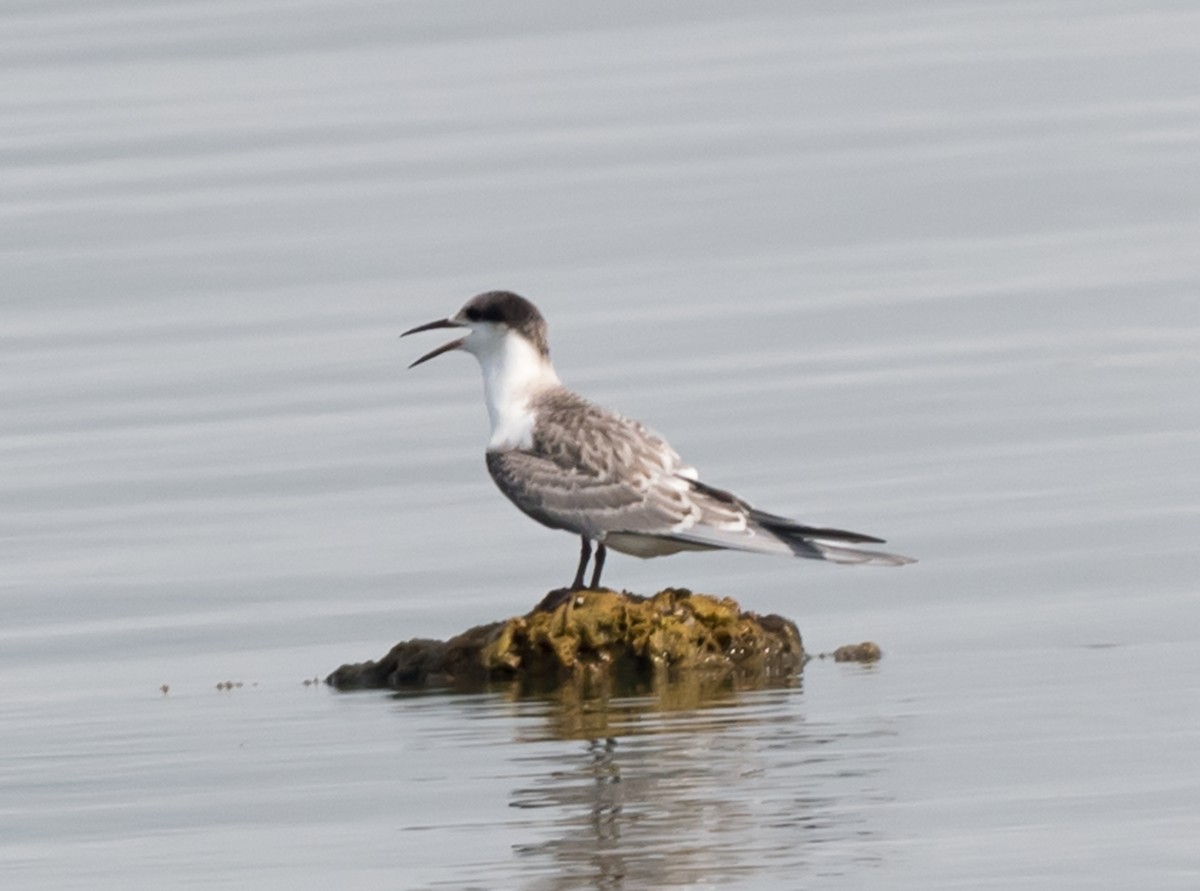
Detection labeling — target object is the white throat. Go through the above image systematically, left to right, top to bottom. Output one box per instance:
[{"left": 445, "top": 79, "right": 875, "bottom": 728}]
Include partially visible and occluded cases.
[{"left": 473, "top": 330, "right": 560, "bottom": 451}]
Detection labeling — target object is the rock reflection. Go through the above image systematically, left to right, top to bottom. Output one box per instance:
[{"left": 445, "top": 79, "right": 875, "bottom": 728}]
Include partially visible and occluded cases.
[
  {"left": 518, "top": 672, "right": 762, "bottom": 744},
  {"left": 504, "top": 677, "right": 887, "bottom": 888}
]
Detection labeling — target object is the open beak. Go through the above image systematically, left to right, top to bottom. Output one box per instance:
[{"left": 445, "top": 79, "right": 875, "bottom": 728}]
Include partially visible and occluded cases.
[{"left": 401, "top": 318, "right": 467, "bottom": 368}]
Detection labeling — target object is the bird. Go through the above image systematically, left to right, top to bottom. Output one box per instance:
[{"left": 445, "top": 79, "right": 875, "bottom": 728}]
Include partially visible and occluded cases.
[{"left": 402, "top": 290, "right": 914, "bottom": 591}]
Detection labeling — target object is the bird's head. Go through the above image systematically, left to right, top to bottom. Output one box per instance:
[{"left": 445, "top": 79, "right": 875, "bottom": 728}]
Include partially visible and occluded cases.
[{"left": 402, "top": 290, "right": 550, "bottom": 369}]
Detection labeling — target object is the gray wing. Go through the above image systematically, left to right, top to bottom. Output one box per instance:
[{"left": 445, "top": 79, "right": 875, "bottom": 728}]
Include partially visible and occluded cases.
[
  {"left": 485, "top": 388, "right": 747, "bottom": 541},
  {"left": 486, "top": 388, "right": 915, "bottom": 566}
]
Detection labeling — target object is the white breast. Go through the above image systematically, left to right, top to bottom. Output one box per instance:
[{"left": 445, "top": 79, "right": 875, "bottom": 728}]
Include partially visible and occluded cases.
[
  {"left": 474, "top": 329, "right": 560, "bottom": 451},
  {"left": 488, "top": 401, "right": 537, "bottom": 450}
]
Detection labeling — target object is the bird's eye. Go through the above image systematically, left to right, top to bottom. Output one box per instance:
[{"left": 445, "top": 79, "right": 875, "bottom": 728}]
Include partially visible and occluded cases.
[{"left": 463, "top": 307, "right": 481, "bottom": 322}]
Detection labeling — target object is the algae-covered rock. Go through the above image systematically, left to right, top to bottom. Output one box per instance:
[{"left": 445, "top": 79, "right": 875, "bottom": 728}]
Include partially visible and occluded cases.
[
  {"left": 327, "top": 588, "right": 805, "bottom": 692},
  {"left": 829, "top": 641, "right": 883, "bottom": 663}
]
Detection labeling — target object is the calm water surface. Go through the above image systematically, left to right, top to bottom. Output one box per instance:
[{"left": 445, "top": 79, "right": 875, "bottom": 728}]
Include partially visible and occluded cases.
[{"left": 2, "top": 1, "right": 1198, "bottom": 888}]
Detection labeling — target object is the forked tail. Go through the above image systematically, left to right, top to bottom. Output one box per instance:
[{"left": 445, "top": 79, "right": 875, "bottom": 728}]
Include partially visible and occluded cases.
[
  {"left": 681, "top": 478, "right": 916, "bottom": 566},
  {"left": 750, "top": 509, "right": 916, "bottom": 566}
]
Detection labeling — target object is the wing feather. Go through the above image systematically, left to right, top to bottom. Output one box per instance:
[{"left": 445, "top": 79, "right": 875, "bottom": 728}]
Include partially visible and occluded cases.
[
  {"left": 485, "top": 387, "right": 914, "bottom": 566},
  {"left": 486, "top": 389, "right": 713, "bottom": 539}
]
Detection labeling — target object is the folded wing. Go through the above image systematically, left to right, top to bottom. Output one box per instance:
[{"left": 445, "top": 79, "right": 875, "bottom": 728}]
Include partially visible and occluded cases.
[{"left": 485, "top": 387, "right": 914, "bottom": 566}]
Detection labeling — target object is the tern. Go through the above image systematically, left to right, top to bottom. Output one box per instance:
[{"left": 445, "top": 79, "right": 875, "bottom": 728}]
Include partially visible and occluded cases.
[{"left": 403, "top": 291, "right": 914, "bottom": 591}]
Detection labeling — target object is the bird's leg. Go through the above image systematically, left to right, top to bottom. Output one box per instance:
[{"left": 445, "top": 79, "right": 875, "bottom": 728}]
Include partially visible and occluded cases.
[
  {"left": 571, "top": 536, "right": 592, "bottom": 590},
  {"left": 589, "top": 543, "right": 607, "bottom": 590}
]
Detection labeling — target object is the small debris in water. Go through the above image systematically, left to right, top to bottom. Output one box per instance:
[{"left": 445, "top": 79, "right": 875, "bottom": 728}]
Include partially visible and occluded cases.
[
  {"left": 822, "top": 642, "right": 883, "bottom": 663},
  {"left": 159, "top": 684, "right": 170, "bottom": 695}
]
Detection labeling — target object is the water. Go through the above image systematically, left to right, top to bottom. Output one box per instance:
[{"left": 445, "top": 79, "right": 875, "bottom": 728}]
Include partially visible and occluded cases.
[{"left": 2, "top": 1, "right": 1198, "bottom": 887}]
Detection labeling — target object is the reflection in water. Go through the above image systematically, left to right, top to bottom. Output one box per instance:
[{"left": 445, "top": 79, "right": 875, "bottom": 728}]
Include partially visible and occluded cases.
[
  {"left": 518, "top": 672, "right": 782, "bottom": 743},
  {"left": 486, "top": 680, "right": 889, "bottom": 889}
]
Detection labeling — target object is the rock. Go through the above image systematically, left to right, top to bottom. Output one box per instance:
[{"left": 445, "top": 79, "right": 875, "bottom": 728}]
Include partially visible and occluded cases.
[
  {"left": 326, "top": 588, "right": 806, "bottom": 693},
  {"left": 828, "top": 641, "right": 883, "bottom": 663}
]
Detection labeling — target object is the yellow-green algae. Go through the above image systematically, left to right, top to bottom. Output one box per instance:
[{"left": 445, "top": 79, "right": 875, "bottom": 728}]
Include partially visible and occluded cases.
[{"left": 327, "top": 588, "right": 805, "bottom": 693}]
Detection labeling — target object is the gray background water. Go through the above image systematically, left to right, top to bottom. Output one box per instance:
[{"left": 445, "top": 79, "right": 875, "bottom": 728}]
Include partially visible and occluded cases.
[{"left": 2, "top": 1, "right": 1198, "bottom": 888}]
